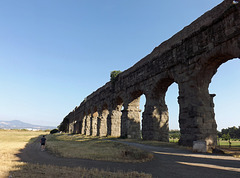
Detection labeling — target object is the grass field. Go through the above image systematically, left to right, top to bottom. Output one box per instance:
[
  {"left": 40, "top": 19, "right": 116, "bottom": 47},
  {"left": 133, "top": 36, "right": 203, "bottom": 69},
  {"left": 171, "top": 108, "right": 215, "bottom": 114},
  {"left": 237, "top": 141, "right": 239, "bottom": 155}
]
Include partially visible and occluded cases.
[
  {"left": 0, "top": 130, "right": 152, "bottom": 178},
  {"left": 0, "top": 130, "right": 47, "bottom": 177},
  {"left": 3, "top": 130, "right": 239, "bottom": 177},
  {"left": 46, "top": 133, "right": 153, "bottom": 163},
  {"left": 170, "top": 138, "right": 240, "bottom": 148},
  {"left": 170, "top": 138, "right": 240, "bottom": 157},
  {"left": 217, "top": 139, "right": 240, "bottom": 157},
  {"left": 218, "top": 140, "right": 240, "bottom": 147}
]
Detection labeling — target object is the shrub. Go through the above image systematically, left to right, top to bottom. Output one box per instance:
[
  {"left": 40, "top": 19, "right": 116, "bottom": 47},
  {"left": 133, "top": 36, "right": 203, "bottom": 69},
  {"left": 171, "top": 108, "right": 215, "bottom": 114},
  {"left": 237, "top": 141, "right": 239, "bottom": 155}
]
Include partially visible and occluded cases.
[
  {"left": 110, "top": 70, "right": 121, "bottom": 84},
  {"left": 50, "top": 129, "right": 59, "bottom": 134},
  {"left": 222, "top": 133, "right": 231, "bottom": 141}
]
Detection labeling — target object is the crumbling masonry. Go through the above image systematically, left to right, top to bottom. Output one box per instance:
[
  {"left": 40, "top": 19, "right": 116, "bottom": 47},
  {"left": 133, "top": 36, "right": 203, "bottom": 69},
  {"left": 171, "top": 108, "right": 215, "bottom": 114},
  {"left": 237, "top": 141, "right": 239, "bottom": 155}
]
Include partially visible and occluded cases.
[{"left": 61, "top": 0, "right": 240, "bottom": 146}]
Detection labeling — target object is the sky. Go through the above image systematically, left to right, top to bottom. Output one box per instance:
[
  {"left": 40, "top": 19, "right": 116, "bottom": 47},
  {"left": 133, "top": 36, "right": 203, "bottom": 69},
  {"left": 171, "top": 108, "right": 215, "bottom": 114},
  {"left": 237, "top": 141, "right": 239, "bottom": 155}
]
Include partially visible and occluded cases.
[{"left": 0, "top": 0, "right": 239, "bottom": 130}]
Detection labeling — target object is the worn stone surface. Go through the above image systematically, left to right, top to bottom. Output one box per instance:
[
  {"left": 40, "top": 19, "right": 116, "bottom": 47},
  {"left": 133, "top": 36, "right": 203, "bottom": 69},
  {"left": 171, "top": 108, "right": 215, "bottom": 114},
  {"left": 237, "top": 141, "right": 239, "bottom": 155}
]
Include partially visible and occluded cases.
[
  {"left": 62, "top": 1, "right": 240, "bottom": 146},
  {"left": 193, "top": 141, "right": 207, "bottom": 153}
]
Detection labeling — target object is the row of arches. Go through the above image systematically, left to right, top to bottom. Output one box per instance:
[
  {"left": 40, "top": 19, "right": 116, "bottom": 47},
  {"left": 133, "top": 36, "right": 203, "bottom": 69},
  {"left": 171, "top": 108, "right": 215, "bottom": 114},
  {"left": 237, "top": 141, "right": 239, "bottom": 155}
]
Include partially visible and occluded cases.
[
  {"left": 63, "top": 1, "right": 240, "bottom": 146},
  {"left": 66, "top": 58, "right": 239, "bottom": 147}
]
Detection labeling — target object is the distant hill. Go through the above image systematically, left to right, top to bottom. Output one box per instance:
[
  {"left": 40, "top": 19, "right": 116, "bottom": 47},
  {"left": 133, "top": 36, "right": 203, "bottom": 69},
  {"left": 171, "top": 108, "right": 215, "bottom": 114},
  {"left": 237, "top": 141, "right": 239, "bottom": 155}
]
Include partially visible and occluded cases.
[{"left": 0, "top": 120, "right": 56, "bottom": 130}]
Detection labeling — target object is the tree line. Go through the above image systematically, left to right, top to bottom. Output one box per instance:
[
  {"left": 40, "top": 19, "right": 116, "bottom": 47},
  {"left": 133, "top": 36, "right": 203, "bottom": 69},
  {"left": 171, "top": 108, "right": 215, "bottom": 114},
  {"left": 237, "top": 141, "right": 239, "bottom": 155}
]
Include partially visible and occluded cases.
[
  {"left": 169, "top": 126, "right": 240, "bottom": 140},
  {"left": 218, "top": 126, "right": 240, "bottom": 140}
]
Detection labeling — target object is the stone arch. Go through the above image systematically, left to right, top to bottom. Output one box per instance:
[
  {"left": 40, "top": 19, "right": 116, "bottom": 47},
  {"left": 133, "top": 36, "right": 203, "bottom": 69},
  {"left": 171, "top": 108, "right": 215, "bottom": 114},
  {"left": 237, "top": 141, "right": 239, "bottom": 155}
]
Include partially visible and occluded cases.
[
  {"left": 62, "top": 0, "right": 240, "bottom": 147},
  {"left": 177, "top": 54, "right": 239, "bottom": 146},
  {"left": 209, "top": 58, "right": 240, "bottom": 129},
  {"left": 142, "top": 78, "right": 175, "bottom": 141},
  {"left": 165, "top": 83, "right": 180, "bottom": 130},
  {"left": 121, "top": 90, "right": 143, "bottom": 139},
  {"left": 108, "top": 96, "right": 123, "bottom": 137},
  {"left": 113, "top": 96, "right": 124, "bottom": 114},
  {"left": 97, "top": 103, "right": 109, "bottom": 137},
  {"left": 91, "top": 106, "right": 98, "bottom": 136},
  {"left": 86, "top": 109, "right": 91, "bottom": 136},
  {"left": 81, "top": 112, "right": 86, "bottom": 135},
  {"left": 77, "top": 115, "right": 82, "bottom": 134},
  {"left": 74, "top": 116, "right": 82, "bottom": 134},
  {"left": 73, "top": 121, "right": 77, "bottom": 134}
]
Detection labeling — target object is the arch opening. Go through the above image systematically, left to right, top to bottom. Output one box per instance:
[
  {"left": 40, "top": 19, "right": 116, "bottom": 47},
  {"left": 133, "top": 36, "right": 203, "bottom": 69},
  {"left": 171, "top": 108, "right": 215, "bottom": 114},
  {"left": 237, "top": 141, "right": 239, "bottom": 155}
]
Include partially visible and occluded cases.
[
  {"left": 177, "top": 57, "right": 240, "bottom": 147},
  {"left": 209, "top": 58, "right": 240, "bottom": 131},
  {"left": 142, "top": 78, "right": 175, "bottom": 141},
  {"left": 165, "top": 82, "right": 180, "bottom": 142},
  {"left": 121, "top": 90, "right": 143, "bottom": 139},
  {"left": 140, "top": 94, "right": 146, "bottom": 138},
  {"left": 109, "top": 96, "right": 123, "bottom": 137},
  {"left": 98, "top": 103, "right": 109, "bottom": 137},
  {"left": 92, "top": 107, "right": 98, "bottom": 136},
  {"left": 86, "top": 110, "right": 91, "bottom": 136},
  {"left": 82, "top": 112, "right": 86, "bottom": 135}
]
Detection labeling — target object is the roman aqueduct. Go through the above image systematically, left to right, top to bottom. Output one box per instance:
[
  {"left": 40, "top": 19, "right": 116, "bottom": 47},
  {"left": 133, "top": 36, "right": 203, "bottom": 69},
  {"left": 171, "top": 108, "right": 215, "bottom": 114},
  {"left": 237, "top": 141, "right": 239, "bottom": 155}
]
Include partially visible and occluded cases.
[{"left": 61, "top": 0, "right": 240, "bottom": 146}]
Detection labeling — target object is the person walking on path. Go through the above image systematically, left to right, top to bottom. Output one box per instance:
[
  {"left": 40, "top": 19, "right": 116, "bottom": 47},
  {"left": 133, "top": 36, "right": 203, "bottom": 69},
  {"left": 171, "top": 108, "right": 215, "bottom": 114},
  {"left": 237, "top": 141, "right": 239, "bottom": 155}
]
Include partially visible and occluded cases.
[{"left": 40, "top": 135, "right": 46, "bottom": 151}]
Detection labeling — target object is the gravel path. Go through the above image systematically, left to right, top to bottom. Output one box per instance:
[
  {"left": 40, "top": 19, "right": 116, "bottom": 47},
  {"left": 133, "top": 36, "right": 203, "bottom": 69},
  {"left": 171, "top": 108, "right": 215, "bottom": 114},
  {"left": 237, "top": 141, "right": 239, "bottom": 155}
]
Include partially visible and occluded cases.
[{"left": 16, "top": 137, "right": 240, "bottom": 178}]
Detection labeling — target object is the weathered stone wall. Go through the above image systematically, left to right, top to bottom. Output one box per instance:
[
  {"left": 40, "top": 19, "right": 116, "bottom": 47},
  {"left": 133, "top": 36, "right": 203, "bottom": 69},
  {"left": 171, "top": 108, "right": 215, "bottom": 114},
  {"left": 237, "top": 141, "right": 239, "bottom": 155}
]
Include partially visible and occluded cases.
[{"left": 62, "top": 0, "right": 240, "bottom": 146}]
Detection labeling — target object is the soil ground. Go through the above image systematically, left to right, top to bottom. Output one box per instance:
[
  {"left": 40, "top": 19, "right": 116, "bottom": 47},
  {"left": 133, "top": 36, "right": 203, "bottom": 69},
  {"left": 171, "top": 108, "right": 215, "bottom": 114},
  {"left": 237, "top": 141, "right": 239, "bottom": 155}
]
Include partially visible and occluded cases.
[{"left": 16, "top": 137, "right": 240, "bottom": 178}]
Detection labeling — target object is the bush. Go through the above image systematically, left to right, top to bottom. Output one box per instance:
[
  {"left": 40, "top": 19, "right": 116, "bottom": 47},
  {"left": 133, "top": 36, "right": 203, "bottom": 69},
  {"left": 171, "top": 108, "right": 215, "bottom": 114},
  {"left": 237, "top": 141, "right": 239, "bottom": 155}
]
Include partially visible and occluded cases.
[
  {"left": 110, "top": 70, "right": 121, "bottom": 84},
  {"left": 50, "top": 129, "right": 59, "bottom": 134},
  {"left": 169, "top": 130, "right": 180, "bottom": 139},
  {"left": 222, "top": 133, "right": 231, "bottom": 141}
]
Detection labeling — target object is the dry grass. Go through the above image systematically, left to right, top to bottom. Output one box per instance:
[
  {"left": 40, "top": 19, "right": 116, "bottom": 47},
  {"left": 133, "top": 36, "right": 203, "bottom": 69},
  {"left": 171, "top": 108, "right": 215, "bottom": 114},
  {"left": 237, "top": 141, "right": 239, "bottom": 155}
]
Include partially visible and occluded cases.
[
  {"left": 0, "top": 130, "right": 152, "bottom": 178},
  {"left": 0, "top": 130, "right": 47, "bottom": 177},
  {"left": 46, "top": 134, "right": 153, "bottom": 163},
  {"left": 10, "top": 164, "right": 151, "bottom": 178}
]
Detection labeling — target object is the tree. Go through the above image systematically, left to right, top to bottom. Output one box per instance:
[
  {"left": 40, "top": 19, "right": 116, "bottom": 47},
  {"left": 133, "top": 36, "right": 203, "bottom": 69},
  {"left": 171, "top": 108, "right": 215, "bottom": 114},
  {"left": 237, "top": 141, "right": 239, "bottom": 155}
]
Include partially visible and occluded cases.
[
  {"left": 110, "top": 70, "right": 121, "bottom": 84},
  {"left": 58, "top": 117, "right": 69, "bottom": 132},
  {"left": 220, "top": 126, "right": 240, "bottom": 139},
  {"left": 50, "top": 129, "right": 59, "bottom": 134},
  {"left": 169, "top": 130, "right": 180, "bottom": 139},
  {"left": 222, "top": 133, "right": 231, "bottom": 141}
]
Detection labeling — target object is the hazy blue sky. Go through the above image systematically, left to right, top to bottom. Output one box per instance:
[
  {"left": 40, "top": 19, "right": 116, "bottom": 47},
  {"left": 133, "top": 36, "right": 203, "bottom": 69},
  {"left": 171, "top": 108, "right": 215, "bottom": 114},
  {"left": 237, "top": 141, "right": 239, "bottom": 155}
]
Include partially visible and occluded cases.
[{"left": 0, "top": 0, "right": 239, "bottom": 130}]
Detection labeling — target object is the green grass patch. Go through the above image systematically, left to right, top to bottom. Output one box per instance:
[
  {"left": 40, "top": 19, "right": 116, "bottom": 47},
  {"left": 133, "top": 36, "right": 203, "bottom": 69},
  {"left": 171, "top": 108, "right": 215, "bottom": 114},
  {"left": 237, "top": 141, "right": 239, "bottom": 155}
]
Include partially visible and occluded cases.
[
  {"left": 46, "top": 134, "right": 153, "bottom": 163},
  {"left": 116, "top": 138, "right": 192, "bottom": 151},
  {"left": 169, "top": 138, "right": 179, "bottom": 143},
  {"left": 217, "top": 139, "right": 240, "bottom": 158},
  {"left": 218, "top": 140, "right": 240, "bottom": 147}
]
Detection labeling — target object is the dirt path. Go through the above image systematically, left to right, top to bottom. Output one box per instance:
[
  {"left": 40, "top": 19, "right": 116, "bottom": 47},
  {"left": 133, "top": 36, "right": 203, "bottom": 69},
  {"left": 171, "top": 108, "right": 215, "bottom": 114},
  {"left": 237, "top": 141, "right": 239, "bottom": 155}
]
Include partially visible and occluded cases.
[{"left": 16, "top": 138, "right": 240, "bottom": 178}]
